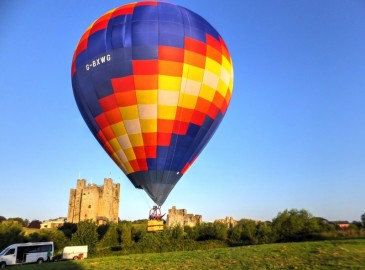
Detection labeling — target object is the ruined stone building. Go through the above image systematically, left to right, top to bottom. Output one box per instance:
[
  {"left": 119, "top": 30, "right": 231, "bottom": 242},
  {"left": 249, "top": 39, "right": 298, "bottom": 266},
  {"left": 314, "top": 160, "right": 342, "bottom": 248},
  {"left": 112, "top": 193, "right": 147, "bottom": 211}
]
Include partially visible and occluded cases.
[
  {"left": 67, "top": 178, "right": 120, "bottom": 225},
  {"left": 166, "top": 206, "right": 202, "bottom": 227},
  {"left": 40, "top": 217, "right": 66, "bottom": 229},
  {"left": 215, "top": 217, "right": 237, "bottom": 229}
]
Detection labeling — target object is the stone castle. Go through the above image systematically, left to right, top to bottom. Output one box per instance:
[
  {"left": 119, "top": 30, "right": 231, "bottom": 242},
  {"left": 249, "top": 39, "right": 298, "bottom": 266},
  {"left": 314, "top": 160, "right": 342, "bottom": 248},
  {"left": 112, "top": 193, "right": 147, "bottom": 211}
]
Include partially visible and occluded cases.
[
  {"left": 67, "top": 178, "right": 120, "bottom": 225},
  {"left": 166, "top": 206, "right": 202, "bottom": 227},
  {"left": 215, "top": 216, "right": 238, "bottom": 229}
]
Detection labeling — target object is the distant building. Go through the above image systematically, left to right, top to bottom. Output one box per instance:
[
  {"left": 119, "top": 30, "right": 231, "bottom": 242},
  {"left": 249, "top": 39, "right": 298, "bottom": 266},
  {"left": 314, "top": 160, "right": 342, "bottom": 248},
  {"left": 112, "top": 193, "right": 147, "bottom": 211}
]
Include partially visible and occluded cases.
[
  {"left": 67, "top": 178, "right": 120, "bottom": 225},
  {"left": 166, "top": 206, "right": 202, "bottom": 227},
  {"left": 215, "top": 216, "right": 237, "bottom": 229},
  {"left": 40, "top": 217, "right": 66, "bottom": 229},
  {"left": 333, "top": 221, "right": 350, "bottom": 231}
]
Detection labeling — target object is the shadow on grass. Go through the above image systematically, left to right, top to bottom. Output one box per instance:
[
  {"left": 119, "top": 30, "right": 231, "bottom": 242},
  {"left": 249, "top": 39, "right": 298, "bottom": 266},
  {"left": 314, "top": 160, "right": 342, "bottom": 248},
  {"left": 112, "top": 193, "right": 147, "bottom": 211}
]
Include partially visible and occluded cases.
[{"left": 14, "top": 259, "right": 86, "bottom": 270}]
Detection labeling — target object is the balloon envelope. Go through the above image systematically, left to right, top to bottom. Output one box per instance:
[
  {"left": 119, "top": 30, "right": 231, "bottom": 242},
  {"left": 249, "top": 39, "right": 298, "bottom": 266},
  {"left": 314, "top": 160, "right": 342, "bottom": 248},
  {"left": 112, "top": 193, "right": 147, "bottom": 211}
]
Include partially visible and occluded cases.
[{"left": 71, "top": 1, "right": 234, "bottom": 206}]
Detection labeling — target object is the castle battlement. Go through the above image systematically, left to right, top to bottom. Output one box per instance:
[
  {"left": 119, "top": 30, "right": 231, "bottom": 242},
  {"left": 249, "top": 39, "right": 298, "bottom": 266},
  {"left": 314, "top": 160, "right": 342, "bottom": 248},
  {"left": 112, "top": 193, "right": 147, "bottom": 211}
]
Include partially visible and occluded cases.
[
  {"left": 67, "top": 178, "right": 120, "bottom": 225},
  {"left": 166, "top": 206, "right": 202, "bottom": 227}
]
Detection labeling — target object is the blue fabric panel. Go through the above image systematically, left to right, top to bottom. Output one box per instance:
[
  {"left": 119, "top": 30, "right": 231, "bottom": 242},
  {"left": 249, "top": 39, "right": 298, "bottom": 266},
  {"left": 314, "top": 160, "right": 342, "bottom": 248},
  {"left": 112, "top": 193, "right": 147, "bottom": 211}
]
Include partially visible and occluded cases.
[
  {"left": 158, "top": 3, "right": 182, "bottom": 23},
  {"left": 133, "top": 5, "right": 158, "bottom": 21},
  {"left": 109, "top": 14, "right": 127, "bottom": 26},
  {"left": 132, "top": 20, "right": 158, "bottom": 33},
  {"left": 132, "top": 21, "right": 158, "bottom": 46},
  {"left": 158, "top": 21, "right": 183, "bottom": 35},
  {"left": 158, "top": 21, "right": 184, "bottom": 47},
  {"left": 205, "top": 23, "right": 220, "bottom": 40},
  {"left": 111, "top": 24, "right": 127, "bottom": 49},
  {"left": 184, "top": 27, "right": 206, "bottom": 43},
  {"left": 87, "top": 30, "right": 107, "bottom": 57},
  {"left": 132, "top": 32, "right": 159, "bottom": 46},
  {"left": 158, "top": 33, "right": 184, "bottom": 48},
  {"left": 132, "top": 45, "right": 158, "bottom": 60},
  {"left": 108, "top": 48, "right": 133, "bottom": 78},
  {"left": 75, "top": 50, "right": 89, "bottom": 68},
  {"left": 90, "top": 64, "right": 114, "bottom": 98},
  {"left": 73, "top": 71, "right": 103, "bottom": 117},
  {"left": 72, "top": 76, "right": 102, "bottom": 134},
  {"left": 188, "top": 113, "right": 224, "bottom": 163},
  {"left": 186, "top": 123, "right": 201, "bottom": 138},
  {"left": 157, "top": 146, "right": 170, "bottom": 159},
  {"left": 147, "top": 158, "right": 157, "bottom": 170},
  {"left": 156, "top": 158, "right": 167, "bottom": 170}
]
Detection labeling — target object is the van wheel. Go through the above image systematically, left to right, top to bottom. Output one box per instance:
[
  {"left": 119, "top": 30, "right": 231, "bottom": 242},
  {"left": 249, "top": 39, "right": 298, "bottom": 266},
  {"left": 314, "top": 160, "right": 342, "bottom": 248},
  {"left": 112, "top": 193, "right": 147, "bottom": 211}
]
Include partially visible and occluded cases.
[
  {"left": 73, "top": 256, "right": 78, "bottom": 260},
  {"left": 37, "top": 258, "right": 44, "bottom": 264},
  {"left": 0, "top": 262, "right": 6, "bottom": 269}
]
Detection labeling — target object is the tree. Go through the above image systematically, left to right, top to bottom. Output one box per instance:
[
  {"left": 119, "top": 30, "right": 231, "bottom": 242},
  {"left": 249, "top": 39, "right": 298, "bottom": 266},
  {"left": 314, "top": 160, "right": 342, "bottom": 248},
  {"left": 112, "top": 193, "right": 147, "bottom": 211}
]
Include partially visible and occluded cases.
[
  {"left": 272, "top": 209, "right": 320, "bottom": 242},
  {"left": 361, "top": 213, "right": 365, "bottom": 227},
  {"left": 0, "top": 216, "right": 6, "bottom": 223},
  {"left": 7, "top": 217, "right": 28, "bottom": 227},
  {"left": 239, "top": 219, "right": 258, "bottom": 244},
  {"left": 28, "top": 220, "right": 41, "bottom": 229},
  {"left": 71, "top": 220, "right": 98, "bottom": 254},
  {"left": 0, "top": 221, "right": 26, "bottom": 250},
  {"left": 256, "top": 221, "right": 274, "bottom": 244},
  {"left": 58, "top": 222, "right": 77, "bottom": 239},
  {"left": 213, "top": 222, "right": 228, "bottom": 241},
  {"left": 98, "top": 223, "right": 119, "bottom": 248},
  {"left": 120, "top": 223, "right": 132, "bottom": 247},
  {"left": 28, "top": 229, "right": 70, "bottom": 253}
]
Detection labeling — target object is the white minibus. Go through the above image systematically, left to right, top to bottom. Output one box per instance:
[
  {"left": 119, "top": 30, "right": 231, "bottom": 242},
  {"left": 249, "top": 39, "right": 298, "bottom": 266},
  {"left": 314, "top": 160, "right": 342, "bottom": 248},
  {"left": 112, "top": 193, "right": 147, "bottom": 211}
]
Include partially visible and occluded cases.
[{"left": 0, "top": 241, "right": 53, "bottom": 268}]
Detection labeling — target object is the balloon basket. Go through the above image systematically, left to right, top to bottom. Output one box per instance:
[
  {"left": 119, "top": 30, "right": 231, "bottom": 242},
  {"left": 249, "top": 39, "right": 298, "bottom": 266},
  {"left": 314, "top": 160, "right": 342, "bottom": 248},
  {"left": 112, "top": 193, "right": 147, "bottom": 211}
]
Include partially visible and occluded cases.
[{"left": 147, "top": 220, "right": 164, "bottom": 232}]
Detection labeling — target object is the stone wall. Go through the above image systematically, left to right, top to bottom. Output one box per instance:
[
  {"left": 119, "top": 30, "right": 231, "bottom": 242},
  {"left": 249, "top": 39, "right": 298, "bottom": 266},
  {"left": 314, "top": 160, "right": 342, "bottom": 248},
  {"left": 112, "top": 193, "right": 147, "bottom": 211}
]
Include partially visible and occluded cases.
[
  {"left": 67, "top": 178, "right": 120, "bottom": 224},
  {"left": 166, "top": 206, "right": 202, "bottom": 227},
  {"left": 215, "top": 216, "right": 237, "bottom": 229}
]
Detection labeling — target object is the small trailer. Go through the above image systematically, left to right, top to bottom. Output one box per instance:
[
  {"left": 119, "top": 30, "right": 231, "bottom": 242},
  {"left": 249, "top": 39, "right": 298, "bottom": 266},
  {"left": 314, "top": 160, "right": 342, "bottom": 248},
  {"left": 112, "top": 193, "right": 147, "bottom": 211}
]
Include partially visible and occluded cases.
[{"left": 62, "top": 246, "right": 88, "bottom": 260}]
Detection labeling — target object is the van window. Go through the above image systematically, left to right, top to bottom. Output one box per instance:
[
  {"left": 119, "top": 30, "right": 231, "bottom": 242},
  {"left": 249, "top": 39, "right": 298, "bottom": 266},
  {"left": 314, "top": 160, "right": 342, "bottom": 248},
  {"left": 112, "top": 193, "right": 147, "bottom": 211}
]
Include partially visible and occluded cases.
[{"left": 5, "top": 248, "right": 15, "bottom": 255}]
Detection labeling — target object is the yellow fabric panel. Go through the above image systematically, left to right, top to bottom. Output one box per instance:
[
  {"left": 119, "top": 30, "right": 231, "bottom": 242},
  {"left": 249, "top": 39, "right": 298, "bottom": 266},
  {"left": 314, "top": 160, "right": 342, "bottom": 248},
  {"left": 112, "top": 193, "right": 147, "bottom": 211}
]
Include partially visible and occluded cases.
[
  {"left": 221, "top": 56, "right": 232, "bottom": 74},
  {"left": 205, "top": 58, "right": 221, "bottom": 76},
  {"left": 229, "top": 63, "right": 234, "bottom": 93},
  {"left": 182, "top": 64, "right": 205, "bottom": 82},
  {"left": 220, "top": 66, "right": 231, "bottom": 86},
  {"left": 202, "top": 70, "right": 220, "bottom": 89},
  {"left": 158, "top": 75, "right": 182, "bottom": 91},
  {"left": 181, "top": 78, "right": 201, "bottom": 96},
  {"left": 217, "top": 79, "right": 229, "bottom": 98},
  {"left": 199, "top": 84, "right": 216, "bottom": 102},
  {"left": 136, "top": 90, "right": 158, "bottom": 104},
  {"left": 158, "top": 90, "right": 180, "bottom": 106},
  {"left": 178, "top": 93, "right": 198, "bottom": 109},
  {"left": 138, "top": 104, "right": 157, "bottom": 119},
  {"left": 119, "top": 105, "right": 139, "bottom": 120},
  {"left": 158, "top": 105, "right": 177, "bottom": 120},
  {"left": 123, "top": 119, "right": 141, "bottom": 134},
  {"left": 140, "top": 119, "right": 157, "bottom": 132},
  {"left": 111, "top": 123, "right": 127, "bottom": 137},
  {"left": 129, "top": 133, "right": 144, "bottom": 147},
  {"left": 117, "top": 134, "right": 132, "bottom": 150},
  {"left": 109, "top": 138, "right": 122, "bottom": 151},
  {"left": 124, "top": 148, "right": 136, "bottom": 161},
  {"left": 116, "top": 149, "right": 128, "bottom": 163},
  {"left": 111, "top": 152, "right": 121, "bottom": 165},
  {"left": 124, "top": 162, "right": 134, "bottom": 173}
]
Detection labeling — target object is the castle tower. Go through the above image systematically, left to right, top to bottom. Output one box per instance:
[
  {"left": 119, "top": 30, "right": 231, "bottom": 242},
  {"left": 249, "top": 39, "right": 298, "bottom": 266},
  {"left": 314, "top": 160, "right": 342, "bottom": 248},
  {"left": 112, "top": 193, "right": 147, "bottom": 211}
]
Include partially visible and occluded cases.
[
  {"left": 67, "top": 178, "right": 120, "bottom": 225},
  {"left": 166, "top": 206, "right": 202, "bottom": 227}
]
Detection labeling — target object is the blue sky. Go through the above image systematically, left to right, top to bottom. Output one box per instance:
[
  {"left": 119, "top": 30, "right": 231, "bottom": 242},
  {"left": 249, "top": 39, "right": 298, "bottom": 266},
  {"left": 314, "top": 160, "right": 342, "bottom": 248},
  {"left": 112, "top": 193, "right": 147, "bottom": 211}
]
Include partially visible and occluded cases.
[{"left": 0, "top": 0, "right": 364, "bottom": 222}]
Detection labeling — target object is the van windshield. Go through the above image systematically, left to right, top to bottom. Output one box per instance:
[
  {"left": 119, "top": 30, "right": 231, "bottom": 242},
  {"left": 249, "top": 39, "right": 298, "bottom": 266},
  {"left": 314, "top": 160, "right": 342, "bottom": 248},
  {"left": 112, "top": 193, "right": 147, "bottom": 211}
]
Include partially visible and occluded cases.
[{"left": 0, "top": 248, "right": 9, "bottom": 256}]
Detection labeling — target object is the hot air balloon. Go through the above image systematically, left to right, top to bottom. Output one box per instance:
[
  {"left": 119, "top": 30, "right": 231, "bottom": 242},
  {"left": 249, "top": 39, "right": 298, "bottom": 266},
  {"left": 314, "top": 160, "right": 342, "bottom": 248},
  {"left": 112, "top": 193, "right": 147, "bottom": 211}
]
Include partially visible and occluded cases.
[{"left": 71, "top": 1, "right": 234, "bottom": 207}]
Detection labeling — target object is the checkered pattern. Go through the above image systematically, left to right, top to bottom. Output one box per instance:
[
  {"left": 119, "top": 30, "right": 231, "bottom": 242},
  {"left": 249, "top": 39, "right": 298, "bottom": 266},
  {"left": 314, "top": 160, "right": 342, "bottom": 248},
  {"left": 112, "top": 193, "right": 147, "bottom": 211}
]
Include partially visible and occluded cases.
[{"left": 72, "top": 2, "right": 233, "bottom": 186}]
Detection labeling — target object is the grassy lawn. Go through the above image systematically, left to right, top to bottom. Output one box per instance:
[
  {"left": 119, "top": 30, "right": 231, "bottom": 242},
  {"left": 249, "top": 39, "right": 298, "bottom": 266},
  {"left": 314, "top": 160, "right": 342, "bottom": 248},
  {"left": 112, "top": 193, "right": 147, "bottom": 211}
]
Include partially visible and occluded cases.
[{"left": 15, "top": 239, "right": 365, "bottom": 269}]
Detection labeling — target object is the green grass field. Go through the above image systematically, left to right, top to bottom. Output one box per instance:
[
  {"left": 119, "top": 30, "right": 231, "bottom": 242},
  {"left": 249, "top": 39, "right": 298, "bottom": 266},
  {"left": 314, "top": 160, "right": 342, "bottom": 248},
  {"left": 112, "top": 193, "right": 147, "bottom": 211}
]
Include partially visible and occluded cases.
[{"left": 15, "top": 239, "right": 365, "bottom": 270}]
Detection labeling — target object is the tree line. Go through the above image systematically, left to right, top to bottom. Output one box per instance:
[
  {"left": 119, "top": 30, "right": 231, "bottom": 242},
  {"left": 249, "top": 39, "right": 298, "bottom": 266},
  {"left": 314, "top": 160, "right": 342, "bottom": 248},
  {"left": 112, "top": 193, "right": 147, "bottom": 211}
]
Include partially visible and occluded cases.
[{"left": 1, "top": 209, "right": 365, "bottom": 256}]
